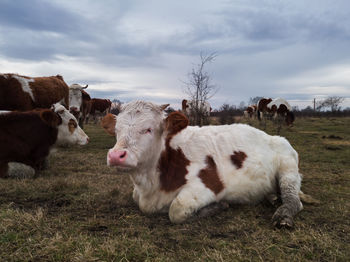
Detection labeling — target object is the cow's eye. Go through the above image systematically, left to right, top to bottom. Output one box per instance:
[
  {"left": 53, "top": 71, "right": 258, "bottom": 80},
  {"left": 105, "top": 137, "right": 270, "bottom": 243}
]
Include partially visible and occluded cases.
[{"left": 141, "top": 128, "right": 152, "bottom": 134}]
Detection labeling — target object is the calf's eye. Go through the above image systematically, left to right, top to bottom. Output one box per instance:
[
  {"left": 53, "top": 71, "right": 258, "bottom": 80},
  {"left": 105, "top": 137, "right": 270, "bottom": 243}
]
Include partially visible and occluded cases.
[{"left": 141, "top": 128, "right": 152, "bottom": 134}]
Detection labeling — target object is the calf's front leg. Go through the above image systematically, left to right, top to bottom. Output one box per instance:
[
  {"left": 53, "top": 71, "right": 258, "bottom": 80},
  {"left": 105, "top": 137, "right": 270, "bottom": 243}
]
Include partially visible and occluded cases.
[{"left": 169, "top": 185, "right": 217, "bottom": 223}]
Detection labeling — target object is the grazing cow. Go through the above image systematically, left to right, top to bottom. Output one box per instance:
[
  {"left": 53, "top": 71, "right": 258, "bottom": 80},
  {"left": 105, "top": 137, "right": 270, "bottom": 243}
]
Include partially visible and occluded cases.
[
  {"left": 0, "top": 73, "right": 69, "bottom": 111},
  {"left": 69, "top": 84, "right": 90, "bottom": 128},
  {"left": 87, "top": 98, "right": 112, "bottom": 124},
  {"left": 257, "top": 98, "right": 273, "bottom": 121},
  {"left": 267, "top": 98, "right": 295, "bottom": 126},
  {"left": 102, "top": 101, "right": 305, "bottom": 228},
  {"left": 0, "top": 103, "right": 89, "bottom": 178},
  {"left": 243, "top": 105, "right": 257, "bottom": 119}
]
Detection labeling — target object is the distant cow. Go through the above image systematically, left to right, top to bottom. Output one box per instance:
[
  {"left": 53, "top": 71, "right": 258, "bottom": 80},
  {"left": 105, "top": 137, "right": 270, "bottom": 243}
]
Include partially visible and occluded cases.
[
  {"left": 0, "top": 73, "right": 69, "bottom": 111},
  {"left": 69, "top": 84, "right": 90, "bottom": 128},
  {"left": 87, "top": 98, "right": 112, "bottom": 124},
  {"left": 257, "top": 98, "right": 295, "bottom": 128},
  {"left": 257, "top": 98, "right": 273, "bottom": 121},
  {"left": 267, "top": 98, "right": 295, "bottom": 126},
  {"left": 182, "top": 99, "right": 212, "bottom": 126},
  {"left": 182, "top": 99, "right": 211, "bottom": 117},
  {"left": 102, "top": 101, "right": 305, "bottom": 228},
  {"left": 0, "top": 103, "right": 89, "bottom": 178},
  {"left": 243, "top": 105, "right": 257, "bottom": 119}
]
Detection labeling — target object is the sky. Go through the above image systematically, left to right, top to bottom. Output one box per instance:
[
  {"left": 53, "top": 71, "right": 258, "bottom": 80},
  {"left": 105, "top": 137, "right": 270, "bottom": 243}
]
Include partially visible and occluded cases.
[{"left": 1, "top": 0, "right": 350, "bottom": 110}]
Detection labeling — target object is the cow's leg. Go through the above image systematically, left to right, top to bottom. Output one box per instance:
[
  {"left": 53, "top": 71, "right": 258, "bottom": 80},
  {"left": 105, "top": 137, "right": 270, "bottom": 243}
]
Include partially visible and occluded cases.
[
  {"left": 272, "top": 159, "right": 303, "bottom": 228},
  {"left": 0, "top": 162, "right": 9, "bottom": 178},
  {"left": 169, "top": 185, "right": 216, "bottom": 223}
]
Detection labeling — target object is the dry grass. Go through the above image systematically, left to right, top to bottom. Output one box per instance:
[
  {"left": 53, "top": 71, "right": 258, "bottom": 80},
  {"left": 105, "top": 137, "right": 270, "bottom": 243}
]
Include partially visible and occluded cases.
[{"left": 1, "top": 118, "right": 349, "bottom": 261}]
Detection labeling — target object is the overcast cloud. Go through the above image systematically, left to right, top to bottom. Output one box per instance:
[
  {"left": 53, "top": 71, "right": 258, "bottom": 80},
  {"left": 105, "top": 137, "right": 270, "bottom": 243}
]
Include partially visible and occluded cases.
[{"left": 1, "top": 0, "right": 350, "bottom": 109}]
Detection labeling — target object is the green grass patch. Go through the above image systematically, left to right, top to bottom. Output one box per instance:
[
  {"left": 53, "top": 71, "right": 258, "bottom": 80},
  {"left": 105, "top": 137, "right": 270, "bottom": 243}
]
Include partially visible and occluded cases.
[{"left": 0, "top": 119, "right": 349, "bottom": 261}]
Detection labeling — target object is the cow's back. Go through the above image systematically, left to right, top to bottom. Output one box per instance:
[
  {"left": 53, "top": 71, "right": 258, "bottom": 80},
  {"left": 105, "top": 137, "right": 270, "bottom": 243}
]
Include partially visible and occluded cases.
[
  {"left": 0, "top": 74, "right": 69, "bottom": 111},
  {"left": 0, "top": 74, "right": 34, "bottom": 110},
  {"left": 30, "top": 75, "right": 69, "bottom": 109}
]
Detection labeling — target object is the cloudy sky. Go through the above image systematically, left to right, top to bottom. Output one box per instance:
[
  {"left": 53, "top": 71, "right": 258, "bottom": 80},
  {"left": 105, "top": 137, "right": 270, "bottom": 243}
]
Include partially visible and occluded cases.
[{"left": 1, "top": 0, "right": 350, "bottom": 109}]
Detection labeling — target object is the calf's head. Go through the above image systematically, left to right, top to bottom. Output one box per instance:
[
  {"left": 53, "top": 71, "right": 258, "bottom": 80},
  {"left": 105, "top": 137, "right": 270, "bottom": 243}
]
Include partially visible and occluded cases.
[
  {"left": 102, "top": 101, "right": 189, "bottom": 171},
  {"left": 52, "top": 103, "right": 89, "bottom": 146}
]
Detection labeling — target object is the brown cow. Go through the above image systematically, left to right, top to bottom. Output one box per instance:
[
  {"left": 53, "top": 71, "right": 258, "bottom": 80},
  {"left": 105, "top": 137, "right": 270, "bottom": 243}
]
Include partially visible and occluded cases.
[
  {"left": 0, "top": 73, "right": 69, "bottom": 111},
  {"left": 87, "top": 98, "right": 112, "bottom": 124},
  {"left": 0, "top": 103, "right": 89, "bottom": 178}
]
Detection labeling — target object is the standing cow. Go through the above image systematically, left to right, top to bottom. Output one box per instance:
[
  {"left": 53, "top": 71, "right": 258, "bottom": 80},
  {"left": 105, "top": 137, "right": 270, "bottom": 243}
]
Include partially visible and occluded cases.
[
  {"left": 0, "top": 73, "right": 69, "bottom": 110},
  {"left": 69, "top": 84, "right": 90, "bottom": 128},
  {"left": 87, "top": 98, "right": 112, "bottom": 124},
  {"left": 102, "top": 101, "right": 305, "bottom": 228},
  {"left": 0, "top": 103, "right": 89, "bottom": 178},
  {"left": 243, "top": 105, "right": 257, "bottom": 119}
]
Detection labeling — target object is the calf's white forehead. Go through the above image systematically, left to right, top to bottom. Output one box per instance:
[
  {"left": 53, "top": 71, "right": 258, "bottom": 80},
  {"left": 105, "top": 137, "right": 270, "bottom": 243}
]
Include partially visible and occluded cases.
[{"left": 117, "top": 101, "right": 164, "bottom": 128}]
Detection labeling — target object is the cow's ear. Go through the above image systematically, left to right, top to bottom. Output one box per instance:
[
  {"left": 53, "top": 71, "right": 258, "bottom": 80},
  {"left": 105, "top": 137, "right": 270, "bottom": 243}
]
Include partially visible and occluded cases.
[
  {"left": 160, "top": 104, "right": 170, "bottom": 111},
  {"left": 40, "top": 110, "right": 62, "bottom": 127},
  {"left": 164, "top": 111, "right": 189, "bottom": 136},
  {"left": 101, "top": 113, "right": 117, "bottom": 136}
]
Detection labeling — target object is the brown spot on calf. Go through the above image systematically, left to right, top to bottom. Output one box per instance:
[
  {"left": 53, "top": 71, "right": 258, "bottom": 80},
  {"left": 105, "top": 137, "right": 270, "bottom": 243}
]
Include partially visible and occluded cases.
[
  {"left": 158, "top": 111, "right": 190, "bottom": 192},
  {"left": 231, "top": 151, "right": 247, "bottom": 169},
  {"left": 199, "top": 156, "right": 224, "bottom": 195}
]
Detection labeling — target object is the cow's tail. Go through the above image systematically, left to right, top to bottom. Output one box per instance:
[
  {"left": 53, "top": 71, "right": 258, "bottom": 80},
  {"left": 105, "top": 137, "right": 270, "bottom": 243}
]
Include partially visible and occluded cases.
[{"left": 299, "top": 191, "right": 320, "bottom": 205}]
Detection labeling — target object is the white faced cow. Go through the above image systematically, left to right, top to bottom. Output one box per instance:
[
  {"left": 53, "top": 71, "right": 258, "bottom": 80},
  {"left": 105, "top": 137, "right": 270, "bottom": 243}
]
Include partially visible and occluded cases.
[
  {"left": 69, "top": 84, "right": 89, "bottom": 126},
  {"left": 102, "top": 100, "right": 305, "bottom": 228}
]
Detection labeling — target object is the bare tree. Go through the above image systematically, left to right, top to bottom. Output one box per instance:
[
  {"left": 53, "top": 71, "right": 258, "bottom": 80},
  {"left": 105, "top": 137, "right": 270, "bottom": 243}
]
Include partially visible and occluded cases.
[
  {"left": 184, "top": 52, "right": 218, "bottom": 126},
  {"left": 249, "top": 96, "right": 264, "bottom": 105},
  {"left": 316, "top": 96, "right": 345, "bottom": 112}
]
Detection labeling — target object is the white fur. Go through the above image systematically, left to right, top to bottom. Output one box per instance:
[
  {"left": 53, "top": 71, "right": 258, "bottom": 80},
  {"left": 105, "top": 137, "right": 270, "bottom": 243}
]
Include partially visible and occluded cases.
[
  {"left": 12, "top": 75, "right": 35, "bottom": 101},
  {"left": 108, "top": 101, "right": 302, "bottom": 223}
]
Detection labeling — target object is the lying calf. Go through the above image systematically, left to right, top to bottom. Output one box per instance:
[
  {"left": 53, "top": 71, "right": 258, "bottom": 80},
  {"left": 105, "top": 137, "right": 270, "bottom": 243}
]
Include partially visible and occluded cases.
[
  {"left": 102, "top": 101, "right": 304, "bottom": 228},
  {"left": 0, "top": 103, "right": 89, "bottom": 178}
]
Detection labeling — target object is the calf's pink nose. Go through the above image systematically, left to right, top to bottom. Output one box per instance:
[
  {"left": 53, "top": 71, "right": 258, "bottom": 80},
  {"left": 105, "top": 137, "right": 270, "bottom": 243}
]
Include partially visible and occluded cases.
[{"left": 108, "top": 150, "right": 128, "bottom": 166}]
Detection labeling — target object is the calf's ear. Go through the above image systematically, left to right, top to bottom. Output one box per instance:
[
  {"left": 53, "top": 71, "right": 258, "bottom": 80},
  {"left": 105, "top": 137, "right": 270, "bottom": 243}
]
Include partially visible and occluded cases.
[
  {"left": 160, "top": 104, "right": 170, "bottom": 111},
  {"left": 40, "top": 110, "right": 62, "bottom": 127},
  {"left": 164, "top": 111, "right": 189, "bottom": 136},
  {"left": 101, "top": 113, "right": 117, "bottom": 136}
]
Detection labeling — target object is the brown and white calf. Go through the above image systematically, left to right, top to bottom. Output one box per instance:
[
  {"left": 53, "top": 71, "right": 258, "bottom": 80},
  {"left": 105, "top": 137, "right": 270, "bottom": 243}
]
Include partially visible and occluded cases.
[
  {"left": 0, "top": 73, "right": 69, "bottom": 110},
  {"left": 102, "top": 101, "right": 304, "bottom": 228},
  {"left": 0, "top": 103, "right": 89, "bottom": 178}
]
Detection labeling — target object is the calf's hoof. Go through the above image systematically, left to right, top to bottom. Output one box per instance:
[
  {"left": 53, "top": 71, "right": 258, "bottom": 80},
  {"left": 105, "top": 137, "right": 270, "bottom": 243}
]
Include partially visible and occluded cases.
[{"left": 272, "top": 206, "right": 294, "bottom": 229}]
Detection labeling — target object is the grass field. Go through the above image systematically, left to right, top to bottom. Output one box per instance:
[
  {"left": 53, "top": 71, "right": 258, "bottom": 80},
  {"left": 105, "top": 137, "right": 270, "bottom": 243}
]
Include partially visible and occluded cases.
[{"left": 1, "top": 117, "right": 349, "bottom": 261}]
